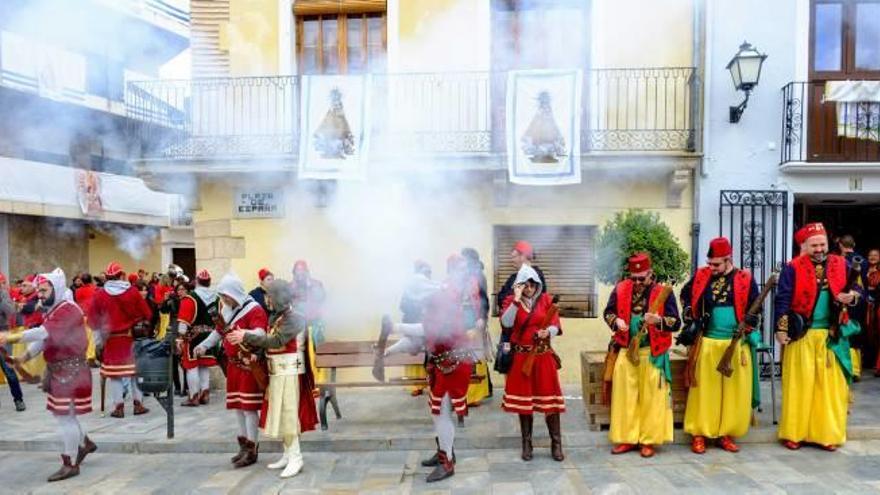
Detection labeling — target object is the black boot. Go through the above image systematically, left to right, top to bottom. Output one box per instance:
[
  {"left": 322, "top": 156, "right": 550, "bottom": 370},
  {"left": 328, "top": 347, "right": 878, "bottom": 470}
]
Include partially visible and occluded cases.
[
  {"left": 546, "top": 413, "right": 564, "bottom": 461},
  {"left": 519, "top": 414, "right": 533, "bottom": 461},
  {"left": 76, "top": 436, "right": 97, "bottom": 465},
  {"left": 231, "top": 436, "right": 247, "bottom": 463},
  {"left": 421, "top": 437, "right": 455, "bottom": 466},
  {"left": 233, "top": 440, "right": 258, "bottom": 468},
  {"left": 426, "top": 450, "right": 454, "bottom": 483},
  {"left": 47, "top": 455, "right": 79, "bottom": 482}
]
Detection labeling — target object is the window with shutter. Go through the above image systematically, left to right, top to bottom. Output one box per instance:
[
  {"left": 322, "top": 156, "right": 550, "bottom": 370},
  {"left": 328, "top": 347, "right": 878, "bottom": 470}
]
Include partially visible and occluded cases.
[
  {"left": 294, "top": 1, "right": 387, "bottom": 74},
  {"left": 493, "top": 225, "right": 597, "bottom": 318}
]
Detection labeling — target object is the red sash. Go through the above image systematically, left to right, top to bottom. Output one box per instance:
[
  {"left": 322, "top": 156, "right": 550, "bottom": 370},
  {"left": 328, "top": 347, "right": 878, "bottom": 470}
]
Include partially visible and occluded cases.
[{"left": 790, "top": 254, "right": 846, "bottom": 318}]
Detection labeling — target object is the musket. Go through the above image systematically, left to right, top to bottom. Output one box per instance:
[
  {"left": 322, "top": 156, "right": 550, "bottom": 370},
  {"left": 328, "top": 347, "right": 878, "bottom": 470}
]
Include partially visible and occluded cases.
[
  {"left": 716, "top": 271, "right": 779, "bottom": 378},
  {"left": 626, "top": 285, "right": 674, "bottom": 365}
]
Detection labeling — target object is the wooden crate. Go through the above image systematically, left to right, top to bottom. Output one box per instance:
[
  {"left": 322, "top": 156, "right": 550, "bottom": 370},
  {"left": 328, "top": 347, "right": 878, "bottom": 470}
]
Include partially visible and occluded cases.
[{"left": 581, "top": 350, "right": 688, "bottom": 431}]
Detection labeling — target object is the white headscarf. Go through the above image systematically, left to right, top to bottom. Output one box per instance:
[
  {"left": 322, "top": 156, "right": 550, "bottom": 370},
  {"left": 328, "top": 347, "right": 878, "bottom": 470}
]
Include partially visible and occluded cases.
[
  {"left": 513, "top": 264, "right": 543, "bottom": 310},
  {"left": 37, "top": 268, "right": 71, "bottom": 310},
  {"left": 217, "top": 273, "right": 253, "bottom": 323}
]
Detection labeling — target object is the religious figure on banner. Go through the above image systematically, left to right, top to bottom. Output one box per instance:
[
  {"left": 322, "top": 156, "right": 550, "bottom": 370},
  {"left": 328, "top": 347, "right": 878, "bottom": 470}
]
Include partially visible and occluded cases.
[
  {"left": 313, "top": 87, "right": 355, "bottom": 159},
  {"left": 520, "top": 91, "right": 567, "bottom": 164},
  {"left": 75, "top": 170, "right": 103, "bottom": 216}
]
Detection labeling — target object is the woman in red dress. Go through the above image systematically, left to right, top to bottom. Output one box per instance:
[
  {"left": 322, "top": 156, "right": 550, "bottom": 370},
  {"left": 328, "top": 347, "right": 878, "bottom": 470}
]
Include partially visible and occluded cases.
[{"left": 500, "top": 264, "right": 565, "bottom": 462}]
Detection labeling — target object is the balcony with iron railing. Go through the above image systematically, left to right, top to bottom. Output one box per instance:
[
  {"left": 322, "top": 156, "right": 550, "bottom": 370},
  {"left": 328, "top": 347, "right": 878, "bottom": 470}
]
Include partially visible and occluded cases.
[
  {"left": 127, "top": 67, "right": 698, "bottom": 163},
  {"left": 781, "top": 81, "right": 880, "bottom": 165}
]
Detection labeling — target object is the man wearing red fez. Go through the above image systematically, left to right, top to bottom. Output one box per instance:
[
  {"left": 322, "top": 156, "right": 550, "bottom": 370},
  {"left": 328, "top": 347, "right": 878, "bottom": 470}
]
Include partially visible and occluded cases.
[
  {"left": 774, "top": 222, "right": 863, "bottom": 451},
  {"left": 680, "top": 237, "right": 760, "bottom": 454},
  {"left": 496, "top": 240, "right": 548, "bottom": 316},
  {"left": 603, "top": 252, "right": 681, "bottom": 457},
  {"left": 86, "top": 261, "right": 153, "bottom": 418},
  {"left": 249, "top": 268, "right": 274, "bottom": 314},
  {"left": 177, "top": 269, "right": 219, "bottom": 407},
  {"left": 15, "top": 274, "right": 45, "bottom": 329}
]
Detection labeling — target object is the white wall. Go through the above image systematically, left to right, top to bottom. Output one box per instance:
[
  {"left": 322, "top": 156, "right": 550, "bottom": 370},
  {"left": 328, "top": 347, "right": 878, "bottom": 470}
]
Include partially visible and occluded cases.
[{"left": 697, "top": 0, "right": 800, "bottom": 255}]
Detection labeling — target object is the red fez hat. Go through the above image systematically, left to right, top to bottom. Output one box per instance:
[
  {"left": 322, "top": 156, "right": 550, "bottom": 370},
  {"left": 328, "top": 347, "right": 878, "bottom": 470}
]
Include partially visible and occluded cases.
[
  {"left": 796, "top": 222, "right": 826, "bottom": 244},
  {"left": 707, "top": 237, "right": 732, "bottom": 258},
  {"left": 513, "top": 240, "right": 534, "bottom": 259},
  {"left": 628, "top": 252, "right": 652, "bottom": 274},
  {"left": 105, "top": 262, "right": 123, "bottom": 277},
  {"left": 258, "top": 268, "right": 272, "bottom": 281},
  {"left": 196, "top": 269, "right": 211, "bottom": 281},
  {"left": 0, "top": 272, "right": 6, "bottom": 284},
  {"left": 127, "top": 273, "right": 139, "bottom": 284},
  {"left": 24, "top": 274, "right": 36, "bottom": 284},
  {"left": 33, "top": 274, "right": 49, "bottom": 287}
]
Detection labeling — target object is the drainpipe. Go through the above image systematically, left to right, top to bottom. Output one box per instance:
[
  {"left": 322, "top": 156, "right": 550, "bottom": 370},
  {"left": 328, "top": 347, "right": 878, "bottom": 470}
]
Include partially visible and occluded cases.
[{"left": 690, "top": 0, "right": 707, "bottom": 272}]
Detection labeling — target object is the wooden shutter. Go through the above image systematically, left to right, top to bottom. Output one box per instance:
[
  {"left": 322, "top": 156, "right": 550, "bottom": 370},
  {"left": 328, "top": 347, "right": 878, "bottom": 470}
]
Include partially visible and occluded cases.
[
  {"left": 191, "top": 0, "right": 231, "bottom": 77},
  {"left": 294, "top": 0, "right": 386, "bottom": 15},
  {"left": 493, "top": 225, "right": 597, "bottom": 318}
]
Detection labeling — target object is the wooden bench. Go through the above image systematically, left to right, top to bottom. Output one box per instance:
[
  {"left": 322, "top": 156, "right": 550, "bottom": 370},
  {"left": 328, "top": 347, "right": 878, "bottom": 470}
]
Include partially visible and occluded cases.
[{"left": 315, "top": 341, "right": 484, "bottom": 430}]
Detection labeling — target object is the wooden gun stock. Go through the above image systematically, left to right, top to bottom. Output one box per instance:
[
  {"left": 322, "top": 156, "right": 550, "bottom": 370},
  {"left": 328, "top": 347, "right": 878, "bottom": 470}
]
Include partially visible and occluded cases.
[
  {"left": 717, "top": 271, "right": 779, "bottom": 378},
  {"left": 626, "top": 285, "right": 674, "bottom": 365},
  {"left": 522, "top": 297, "right": 559, "bottom": 377}
]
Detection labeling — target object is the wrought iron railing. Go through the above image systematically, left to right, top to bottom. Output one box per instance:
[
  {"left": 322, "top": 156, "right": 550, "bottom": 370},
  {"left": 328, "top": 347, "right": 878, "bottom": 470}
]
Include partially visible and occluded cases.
[
  {"left": 127, "top": 67, "right": 697, "bottom": 160},
  {"left": 781, "top": 81, "right": 880, "bottom": 164}
]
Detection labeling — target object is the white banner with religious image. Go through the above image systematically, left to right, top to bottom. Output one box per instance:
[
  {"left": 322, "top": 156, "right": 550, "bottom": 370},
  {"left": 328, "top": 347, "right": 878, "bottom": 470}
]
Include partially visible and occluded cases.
[
  {"left": 506, "top": 69, "right": 582, "bottom": 186},
  {"left": 298, "top": 74, "right": 372, "bottom": 180},
  {"left": 824, "top": 80, "right": 880, "bottom": 142},
  {"left": 75, "top": 170, "right": 103, "bottom": 216}
]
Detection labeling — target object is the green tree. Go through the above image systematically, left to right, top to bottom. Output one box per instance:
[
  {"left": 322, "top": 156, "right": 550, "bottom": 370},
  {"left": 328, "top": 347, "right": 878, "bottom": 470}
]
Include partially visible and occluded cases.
[{"left": 595, "top": 209, "right": 689, "bottom": 285}]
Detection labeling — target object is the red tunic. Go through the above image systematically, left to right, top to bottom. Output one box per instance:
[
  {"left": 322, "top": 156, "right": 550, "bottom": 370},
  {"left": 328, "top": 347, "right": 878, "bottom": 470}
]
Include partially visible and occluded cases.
[
  {"left": 87, "top": 285, "right": 153, "bottom": 378},
  {"left": 423, "top": 285, "right": 473, "bottom": 417},
  {"left": 501, "top": 293, "right": 565, "bottom": 415},
  {"left": 178, "top": 295, "right": 218, "bottom": 369},
  {"left": 42, "top": 301, "right": 92, "bottom": 416},
  {"left": 221, "top": 302, "right": 268, "bottom": 411},
  {"left": 257, "top": 316, "right": 319, "bottom": 433}
]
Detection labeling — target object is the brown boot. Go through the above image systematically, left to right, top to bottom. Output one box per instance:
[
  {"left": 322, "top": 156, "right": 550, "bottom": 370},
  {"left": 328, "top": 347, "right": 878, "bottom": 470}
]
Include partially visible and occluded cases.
[
  {"left": 199, "top": 390, "right": 210, "bottom": 405},
  {"left": 181, "top": 396, "right": 200, "bottom": 407},
  {"left": 133, "top": 400, "right": 150, "bottom": 415},
  {"left": 109, "top": 404, "right": 124, "bottom": 418},
  {"left": 546, "top": 413, "right": 564, "bottom": 461},
  {"left": 519, "top": 414, "right": 533, "bottom": 461},
  {"left": 76, "top": 436, "right": 97, "bottom": 465},
  {"left": 231, "top": 436, "right": 248, "bottom": 463},
  {"left": 233, "top": 440, "right": 258, "bottom": 468},
  {"left": 426, "top": 450, "right": 454, "bottom": 483},
  {"left": 47, "top": 455, "right": 79, "bottom": 482}
]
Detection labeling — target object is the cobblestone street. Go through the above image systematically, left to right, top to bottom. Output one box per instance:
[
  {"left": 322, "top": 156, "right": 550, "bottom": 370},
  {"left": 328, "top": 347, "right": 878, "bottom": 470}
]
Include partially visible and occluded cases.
[{"left": 5, "top": 441, "right": 880, "bottom": 494}]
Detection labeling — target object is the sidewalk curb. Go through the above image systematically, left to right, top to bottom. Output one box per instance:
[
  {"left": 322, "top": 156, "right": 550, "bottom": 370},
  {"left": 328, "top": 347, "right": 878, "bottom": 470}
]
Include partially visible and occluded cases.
[{"left": 4, "top": 425, "right": 879, "bottom": 454}]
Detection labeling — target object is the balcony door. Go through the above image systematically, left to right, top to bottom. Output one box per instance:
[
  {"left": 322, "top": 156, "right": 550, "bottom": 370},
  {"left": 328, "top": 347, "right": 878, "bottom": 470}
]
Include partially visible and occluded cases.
[
  {"left": 808, "top": 0, "right": 880, "bottom": 161},
  {"left": 294, "top": 1, "right": 387, "bottom": 74}
]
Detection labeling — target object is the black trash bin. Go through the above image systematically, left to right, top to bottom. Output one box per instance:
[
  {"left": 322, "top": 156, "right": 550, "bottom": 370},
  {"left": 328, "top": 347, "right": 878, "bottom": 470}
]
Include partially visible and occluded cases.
[{"left": 135, "top": 339, "right": 171, "bottom": 394}]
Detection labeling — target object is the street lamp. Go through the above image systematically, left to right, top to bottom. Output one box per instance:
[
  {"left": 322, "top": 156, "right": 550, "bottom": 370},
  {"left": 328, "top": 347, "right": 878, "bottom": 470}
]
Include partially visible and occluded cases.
[{"left": 726, "top": 41, "right": 768, "bottom": 123}]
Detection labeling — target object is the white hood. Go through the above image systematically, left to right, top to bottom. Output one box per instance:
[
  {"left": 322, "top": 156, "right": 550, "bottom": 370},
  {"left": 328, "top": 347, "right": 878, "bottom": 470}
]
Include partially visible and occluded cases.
[
  {"left": 514, "top": 264, "right": 543, "bottom": 300},
  {"left": 38, "top": 268, "right": 68, "bottom": 310},
  {"left": 217, "top": 273, "right": 248, "bottom": 306},
  {"left": 104, "top": 280, "right": 131, "bottom": 296}
]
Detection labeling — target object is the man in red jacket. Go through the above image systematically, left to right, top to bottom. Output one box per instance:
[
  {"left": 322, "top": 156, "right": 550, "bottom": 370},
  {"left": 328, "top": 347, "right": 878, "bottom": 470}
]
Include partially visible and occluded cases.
[{"left": 87, "top": 262, "right": 153, "bottom": 418}]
